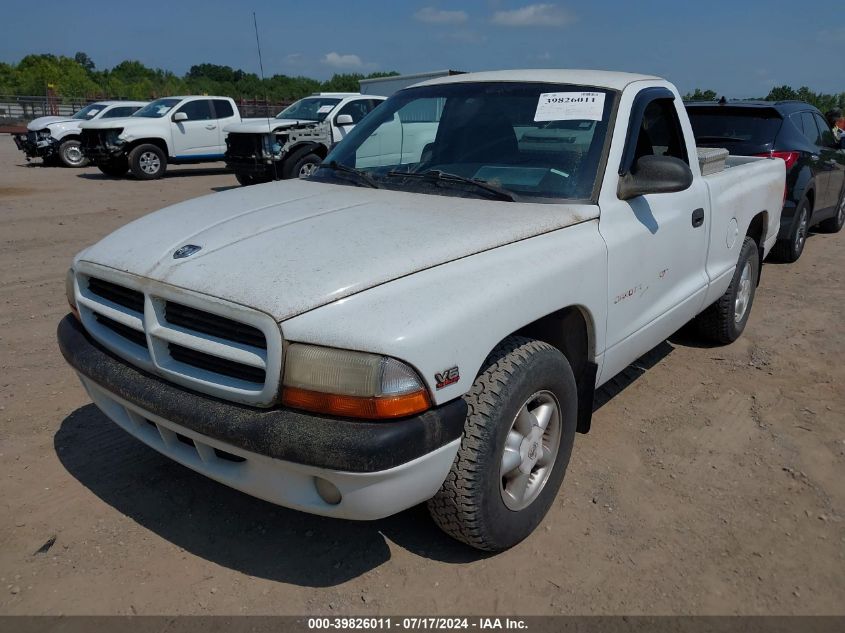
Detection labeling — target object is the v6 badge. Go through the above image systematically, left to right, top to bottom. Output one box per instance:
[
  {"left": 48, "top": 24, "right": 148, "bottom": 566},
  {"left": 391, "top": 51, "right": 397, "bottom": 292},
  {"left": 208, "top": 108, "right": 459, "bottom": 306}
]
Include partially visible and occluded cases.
[{"left": 435, "top": 366, "right": 460, "bottom": 390}]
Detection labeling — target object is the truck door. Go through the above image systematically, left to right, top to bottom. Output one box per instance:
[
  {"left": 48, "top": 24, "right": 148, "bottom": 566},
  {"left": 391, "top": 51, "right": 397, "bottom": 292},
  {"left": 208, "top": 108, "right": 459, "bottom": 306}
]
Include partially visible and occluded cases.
[
  {"left": 598, "top": 88, "right": 709, "bottom": 381},
  {"left": 170, "top": 99, "right": 220, "bottom": 158},
  {"left": 211, "top": 99, "right": 239, "bottom": 155},
  {"left": 331, "top": 99, "right": 375, "bottom": 143}
]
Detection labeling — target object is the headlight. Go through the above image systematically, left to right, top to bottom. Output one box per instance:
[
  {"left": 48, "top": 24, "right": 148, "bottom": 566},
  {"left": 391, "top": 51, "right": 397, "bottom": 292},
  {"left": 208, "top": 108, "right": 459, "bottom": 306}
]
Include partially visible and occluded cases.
[
  {"left": 37, "top": 129, "right": 52, "bottom": 138},
  {"left": 66, "top": 268, "right": 80, "bottom": 321},
  {"left": 281, "top": 344, "right": 431, "bottom": 419}
]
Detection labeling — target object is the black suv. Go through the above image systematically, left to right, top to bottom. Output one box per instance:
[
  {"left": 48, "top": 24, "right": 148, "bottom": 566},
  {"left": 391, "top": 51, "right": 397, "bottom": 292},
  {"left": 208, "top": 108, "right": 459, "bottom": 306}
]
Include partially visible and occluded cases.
[{"left": 686, "top": 100, "right": 845, "bottom": 262}]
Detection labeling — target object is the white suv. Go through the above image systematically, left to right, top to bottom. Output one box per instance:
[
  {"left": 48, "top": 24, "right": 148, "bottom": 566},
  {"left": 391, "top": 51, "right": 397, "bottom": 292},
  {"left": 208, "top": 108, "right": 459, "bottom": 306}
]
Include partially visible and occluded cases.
[{"left": 13, "top": 101, "right": 147, "bottom": 167}]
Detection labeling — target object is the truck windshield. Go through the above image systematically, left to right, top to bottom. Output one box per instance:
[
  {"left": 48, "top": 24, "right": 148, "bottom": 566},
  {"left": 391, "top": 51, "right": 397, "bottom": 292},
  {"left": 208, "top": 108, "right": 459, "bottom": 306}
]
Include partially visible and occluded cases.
[
  {"left": 314, "top": 82, "right": 615, "bottom": 202},
  {"left": 276, "top": 97, "right": 342, "bottom": 122},
  {"left": 133, "top": 98, "right": 182, "bottom": 118},
  {"left": 72, "top": 103, "right": 108, "bottom": 120}
]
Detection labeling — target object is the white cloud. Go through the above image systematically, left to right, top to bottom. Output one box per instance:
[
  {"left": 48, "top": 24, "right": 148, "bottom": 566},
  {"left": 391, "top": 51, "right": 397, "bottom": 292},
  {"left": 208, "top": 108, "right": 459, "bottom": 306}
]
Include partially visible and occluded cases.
[
  {"left": 491, "top": 3, "right": 575, "bottom": 27},
  {"left": 414, "top": 7, "right": 468, "bottom": 24},
  {"left": 322, "top": 52, "right": 365, "bottom": 70},
  {"left": 283, "top": 53, "right": 304, "bottom": 66}
]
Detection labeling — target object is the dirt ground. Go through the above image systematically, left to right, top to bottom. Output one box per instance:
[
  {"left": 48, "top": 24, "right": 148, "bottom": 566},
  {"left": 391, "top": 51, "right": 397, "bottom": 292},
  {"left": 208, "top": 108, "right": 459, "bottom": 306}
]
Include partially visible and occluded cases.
[{"left": 0, "top": 140, "right": 843, "bottom": 616}]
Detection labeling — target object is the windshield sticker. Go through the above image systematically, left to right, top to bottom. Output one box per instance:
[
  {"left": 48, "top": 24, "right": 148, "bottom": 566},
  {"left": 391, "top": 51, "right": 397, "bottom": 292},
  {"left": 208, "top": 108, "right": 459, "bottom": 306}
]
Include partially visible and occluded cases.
[
  {"left": 534, "top": 92, "right": 605, "bottom": 122},
  {"left": 317, "top": 105, "right": 334, "bottom": 114},
  {"left": 87, "top": 109, "right": 100, "bottom": 117}
]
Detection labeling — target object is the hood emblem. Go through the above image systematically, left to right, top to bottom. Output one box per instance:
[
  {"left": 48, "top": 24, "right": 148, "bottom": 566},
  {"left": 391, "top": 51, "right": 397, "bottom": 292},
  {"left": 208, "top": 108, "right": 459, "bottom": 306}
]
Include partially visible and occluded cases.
[{"left": 173, "top": 244, "right": 202, "bottom": 259}]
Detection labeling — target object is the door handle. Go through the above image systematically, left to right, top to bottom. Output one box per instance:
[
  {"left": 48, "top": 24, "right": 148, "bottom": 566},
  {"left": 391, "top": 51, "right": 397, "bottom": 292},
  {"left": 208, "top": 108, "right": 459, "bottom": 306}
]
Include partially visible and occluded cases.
[
  {"left": 205, "top": 124, "right": 217, "bottom": 130},
  {"left": 691, "top": 208, "right": 705, "bottom": 228}
]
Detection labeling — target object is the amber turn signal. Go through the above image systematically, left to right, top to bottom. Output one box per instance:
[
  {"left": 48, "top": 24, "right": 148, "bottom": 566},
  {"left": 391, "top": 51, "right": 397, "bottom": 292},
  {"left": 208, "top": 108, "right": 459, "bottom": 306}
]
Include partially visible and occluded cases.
[{"left": 282, "top": 386, "right": 431, "bottom": 420}]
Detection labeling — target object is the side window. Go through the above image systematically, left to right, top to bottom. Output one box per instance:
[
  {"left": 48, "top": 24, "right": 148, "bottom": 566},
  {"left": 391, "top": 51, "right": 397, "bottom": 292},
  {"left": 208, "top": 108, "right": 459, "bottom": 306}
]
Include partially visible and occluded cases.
[
  {"left": 633, "top": 98, "right": 689, "bottom": 165},
  {"left": 212, "top": 99, "right": 234, "bottom": 119},
  {"left": 368, "top": 99, "right": 385, "bottom": 112},
  {"left": 176, "top": 100, "right": 214, "bottom": 121},
  {"left": 335, "top": 100, "right": 370, "bottom": 124},
  {"left": 103, "top": 106, "right": 139, "bottom": 118},
  {"left": 800, "top": 112, "right": 821, "bottom": 145},
  {"left": 790, "top": 113, "right": 805, "bottom": 135},
  {"left": 813, "top": 113, "right": 836, "bottom": 147}
]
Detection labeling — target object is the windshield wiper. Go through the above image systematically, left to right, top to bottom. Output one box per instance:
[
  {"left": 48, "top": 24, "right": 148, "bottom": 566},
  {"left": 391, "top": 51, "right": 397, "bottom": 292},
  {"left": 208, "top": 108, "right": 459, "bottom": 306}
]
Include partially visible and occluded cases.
[
  {"left": 321, "top": 161, "right": 380, "bottom": 188},
  {"left": 386, "top": 169, "right": 515, "bottom": 202}
]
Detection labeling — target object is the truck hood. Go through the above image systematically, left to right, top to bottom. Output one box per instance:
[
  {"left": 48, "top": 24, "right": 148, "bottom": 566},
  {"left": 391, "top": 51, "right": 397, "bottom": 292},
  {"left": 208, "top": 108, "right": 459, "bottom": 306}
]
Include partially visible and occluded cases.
[
  {"left": 28, "top": 116, "right": 74, "bottom": 131},
  {"left": 225, "top": 118, "right": 311, "bottom": 134},
  {"left": 78, "top": 180, "right": 597, "bottom": 322}
]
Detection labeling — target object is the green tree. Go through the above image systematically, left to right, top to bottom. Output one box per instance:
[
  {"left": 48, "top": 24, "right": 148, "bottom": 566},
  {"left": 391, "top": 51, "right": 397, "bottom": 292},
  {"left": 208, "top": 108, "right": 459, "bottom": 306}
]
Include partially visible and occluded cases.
[
  {"left": 74, "top": 52, "right": 95, "bottom": 72},
  {"left": 682, "top": 88, "right": 718, "bottom": 101}
]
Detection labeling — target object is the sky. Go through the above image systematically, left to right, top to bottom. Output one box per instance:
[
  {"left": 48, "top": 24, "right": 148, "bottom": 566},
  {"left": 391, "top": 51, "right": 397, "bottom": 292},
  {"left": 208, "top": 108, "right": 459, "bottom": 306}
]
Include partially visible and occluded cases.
[{"left": 1, "top": 0, "right": 843, "bottom": 97}]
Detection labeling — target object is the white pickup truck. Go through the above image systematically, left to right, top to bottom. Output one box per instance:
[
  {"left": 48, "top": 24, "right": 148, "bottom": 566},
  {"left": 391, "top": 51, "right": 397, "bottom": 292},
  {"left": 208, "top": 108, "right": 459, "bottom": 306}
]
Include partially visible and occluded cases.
[
  {"left": 58, "top": 70, "right": 785, "bottom": 551},
  {"left": 223, "top": 93, "right": 385, "bottom": 185},
  {"left": 79, "top": 96, "right": 241, "bottom": 179},
  {"left": 13, "top": 101, "right": 147, "bottom": 167}
]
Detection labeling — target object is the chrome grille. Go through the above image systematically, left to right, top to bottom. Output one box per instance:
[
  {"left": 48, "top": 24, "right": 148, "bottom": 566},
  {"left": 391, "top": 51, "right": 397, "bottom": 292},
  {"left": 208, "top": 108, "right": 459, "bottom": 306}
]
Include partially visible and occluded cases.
[{"left": 73, "top": 266, "right": 282, "bottom": 406}]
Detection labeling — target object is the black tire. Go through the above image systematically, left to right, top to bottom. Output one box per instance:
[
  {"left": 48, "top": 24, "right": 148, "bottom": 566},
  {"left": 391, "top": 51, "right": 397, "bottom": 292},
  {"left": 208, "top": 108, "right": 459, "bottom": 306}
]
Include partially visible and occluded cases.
[
  {"left": 58, "top": 139, "right": 88, "bottom": 168},
  {"left": 128, "top": 143, "right": 167, "bottom": 180},
  {"left": 283, "top": 150, "right": 321, "bottom": 180},
  {"left": 97, "top": 158, "right": 129, "bottom": 178},
  {"left": 235, "top": 172, "right": 271, "bottom": 187},
  {"left": 817, "top": 189, "right": 845, "bottom": 233},
  {"left": 771, "top": 197, "right": 810, "bottom": 262},
  {"left": 695, "top": 236, "right": 759, "bottom": 344},
  {"left": 428, "top": 336, "right": 578, "bottom": 551}
]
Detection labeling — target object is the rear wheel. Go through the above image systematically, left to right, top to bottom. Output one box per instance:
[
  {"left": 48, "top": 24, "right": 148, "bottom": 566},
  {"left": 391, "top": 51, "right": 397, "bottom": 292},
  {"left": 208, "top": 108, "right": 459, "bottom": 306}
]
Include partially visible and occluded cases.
[
  {"left": 58, "top": 139, "right": 88, "bottom": 167},
  {"left": 128, "top": 144, "right": 167, "bottom": 180},
  {"left": 97, "top": 158, "right": 129, "bottom": 178},
  {"left": 817, "top": 189, "right": 845, "bottom": 233},
  {"left": 771, "top": 197, "right": 810, "bottom": 262},
  {"left": 695, "top": 236, "right": 759, "bottom": 344},
  {"left": 427, "top": 336, "right": 577, "bottom": 551}
]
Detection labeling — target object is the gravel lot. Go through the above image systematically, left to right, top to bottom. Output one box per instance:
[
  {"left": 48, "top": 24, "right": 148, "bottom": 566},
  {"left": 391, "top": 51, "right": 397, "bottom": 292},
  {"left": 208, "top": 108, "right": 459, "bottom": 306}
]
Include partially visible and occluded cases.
[{"left": 0, "top": 140, "right": 843, "bottom": 615}]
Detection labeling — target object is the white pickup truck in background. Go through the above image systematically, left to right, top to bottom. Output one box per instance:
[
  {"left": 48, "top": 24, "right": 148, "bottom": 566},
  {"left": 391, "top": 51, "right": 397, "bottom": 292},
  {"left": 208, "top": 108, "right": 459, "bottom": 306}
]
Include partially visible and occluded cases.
[
  {"left": 58, "top": 69, "right": 785, "bottom": 551},
  {"left": 223, "top": 93, "right": 385, "bottom": 185},
  {"left": 79, "top": 96, "right": 241, "bottom": 179},
  {"left": 13, "top": 101, "right": 147, "bottom": 167}
]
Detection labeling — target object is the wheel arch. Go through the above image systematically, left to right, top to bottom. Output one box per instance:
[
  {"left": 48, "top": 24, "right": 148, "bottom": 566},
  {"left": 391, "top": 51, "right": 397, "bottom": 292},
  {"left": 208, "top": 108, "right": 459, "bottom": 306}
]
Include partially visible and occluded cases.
[
  {"left": 126, "top": 137, "right": 170, "bottom": 157},
  {"left": 744, "top": 210, "right": 768, "bottom": 284},
  {"left": 509, "top": 305, "right": 597, "bottom": 434}
]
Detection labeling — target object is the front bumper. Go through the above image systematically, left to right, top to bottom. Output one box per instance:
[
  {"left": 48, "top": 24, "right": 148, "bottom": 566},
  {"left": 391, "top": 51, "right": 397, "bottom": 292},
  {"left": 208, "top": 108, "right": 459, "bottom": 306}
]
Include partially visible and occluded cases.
[
  {"left": 13, "top": 133, "right": 55, "bottom": 159},
  {"left": 57, "top": 315, "right": 466, "bottom": 519}
]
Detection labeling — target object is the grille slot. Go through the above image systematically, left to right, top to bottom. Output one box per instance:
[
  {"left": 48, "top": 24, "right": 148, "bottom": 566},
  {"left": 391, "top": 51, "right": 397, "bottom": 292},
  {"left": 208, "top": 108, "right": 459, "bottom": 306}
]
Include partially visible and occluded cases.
[
  {"left": 88, "top": 277, "right": 145, "bottom": 313},
  {"left": 165, "top": 301, "right": 266, "bottom": 349},
  {"left": 95, "top": 313, "right": 148, "bottom": 348},
  {"left": 168, "top": 343, "right": 266, "bottom": 384},
  {"left": 214, "top": 448, "right": 246, "bottom": 463}
]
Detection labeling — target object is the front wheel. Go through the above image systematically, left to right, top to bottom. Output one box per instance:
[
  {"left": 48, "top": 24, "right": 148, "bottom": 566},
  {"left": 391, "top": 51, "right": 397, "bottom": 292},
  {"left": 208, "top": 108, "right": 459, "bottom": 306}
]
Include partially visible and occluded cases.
[
  {"left": 58, "top": 139, "right": 88, "bottom": 167},
  {"left": 128, "top": 144, "right": 167, "bottom": 180},
  {"left": 283, "top": 152, "right": 321, "bottom": 180},
  {"left": 97, "top": 158, "right": 129, "bottom": 178},
  {"left": 235, "top": 172, "right": 271, "bottom": 187},
  {"left": 694, "top": 236, "right": 759, "bottom": 344},
  {"left": 428, "top": 336, "right": 577, "bottom": 551}
]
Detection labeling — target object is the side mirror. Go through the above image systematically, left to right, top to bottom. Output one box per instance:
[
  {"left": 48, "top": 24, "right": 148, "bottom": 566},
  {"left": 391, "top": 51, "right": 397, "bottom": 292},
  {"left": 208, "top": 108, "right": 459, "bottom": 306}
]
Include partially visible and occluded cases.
[
  {"left": 172, "top": 112, "right": 188, "bottom": 122},
  {"left": 335, "top": 114, "right": 354, "bottom": 126},
  {"left": 618, "top": 155, "right": 694, "bottom": 200}
]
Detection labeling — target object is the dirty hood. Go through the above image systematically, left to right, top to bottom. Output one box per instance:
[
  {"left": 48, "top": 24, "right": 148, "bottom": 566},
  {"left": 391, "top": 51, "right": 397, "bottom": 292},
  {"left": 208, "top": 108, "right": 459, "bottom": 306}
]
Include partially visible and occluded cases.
[
  {"left": 225, "top": 118, "right": 311, "bottom": 134},
  {"left": 79, "top": 179, "right": 597, "bottom": 321}
]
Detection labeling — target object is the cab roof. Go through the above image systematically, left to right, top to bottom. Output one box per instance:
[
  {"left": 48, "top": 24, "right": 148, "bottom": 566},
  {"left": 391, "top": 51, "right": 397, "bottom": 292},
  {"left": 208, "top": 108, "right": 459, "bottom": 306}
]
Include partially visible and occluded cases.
[{"left": 414, "top": 69, "right": 662, "bottom": 91}]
